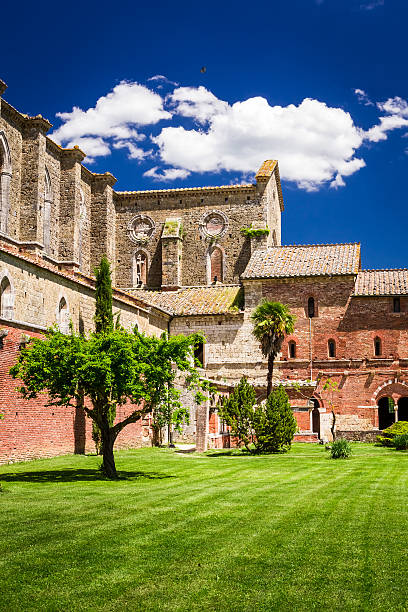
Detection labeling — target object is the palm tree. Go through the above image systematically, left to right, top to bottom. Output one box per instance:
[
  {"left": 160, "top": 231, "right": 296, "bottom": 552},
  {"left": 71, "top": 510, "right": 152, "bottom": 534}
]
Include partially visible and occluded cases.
[{"left": 251, "top": 301, "right": 296, "bottom": 397}]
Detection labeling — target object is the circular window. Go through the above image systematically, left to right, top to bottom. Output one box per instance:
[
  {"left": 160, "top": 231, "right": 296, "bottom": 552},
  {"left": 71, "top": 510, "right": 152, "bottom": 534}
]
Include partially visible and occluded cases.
[
  {"left": 200, "top": 211, "right": 228, "bottom": 238},
  {"left": 128, "top": 215, "right": 155, "bottom": 244}
]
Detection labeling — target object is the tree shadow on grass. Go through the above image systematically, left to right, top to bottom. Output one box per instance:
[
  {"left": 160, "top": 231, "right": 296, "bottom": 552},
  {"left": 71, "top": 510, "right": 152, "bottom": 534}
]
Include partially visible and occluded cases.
[{"left": 0, "top": 469, "right": 176, "bottom": 483}]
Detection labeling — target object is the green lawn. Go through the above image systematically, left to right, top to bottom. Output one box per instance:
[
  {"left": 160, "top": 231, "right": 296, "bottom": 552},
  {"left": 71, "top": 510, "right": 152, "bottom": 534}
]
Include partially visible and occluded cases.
[{"left": 1, "top": 444, "right": 408, "bottom": 611}]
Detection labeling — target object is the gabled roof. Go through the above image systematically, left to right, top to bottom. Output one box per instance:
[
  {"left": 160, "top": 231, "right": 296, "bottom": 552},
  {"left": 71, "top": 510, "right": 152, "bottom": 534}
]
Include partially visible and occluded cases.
[
  {"left": 242, "top": 243, "right": 361, "bottom": 280},
  {"left": 354, "top": 269, "right": 408, "bottom": 296},
  {"left": 127, "top": 285, "right": 243, "bottom": 316}
]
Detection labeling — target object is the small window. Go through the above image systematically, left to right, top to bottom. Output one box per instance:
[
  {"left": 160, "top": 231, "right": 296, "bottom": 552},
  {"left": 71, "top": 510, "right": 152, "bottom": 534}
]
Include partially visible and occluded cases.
[
  {"left": 0, "top": 277, "right": 13, "bottom": 319},
  {"left": 58, "top": 297, "right": 69, "bottom": 334},
  {"left": 308, "top": 297, "right": 315, "bottom": 318},
  {"left": 393, "top": 297, "right": 401, "bottom": 313},
  {"left": 374, "top": 337, "right": 381, "bottom": 357},
  {"left": 328, "top": 339, "right": 336, "bottom": 358},
  {"left": 194, "top": 341, "right": 204, "bottom": 367},
  {"left": 288, "top": 341, "right": 296, "bottom": 359}
]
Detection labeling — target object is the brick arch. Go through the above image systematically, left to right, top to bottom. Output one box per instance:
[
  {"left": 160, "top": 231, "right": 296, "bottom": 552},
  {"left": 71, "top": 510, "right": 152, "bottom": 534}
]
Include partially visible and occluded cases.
[{"left": 371, "top": 380, "right": 408, "bottom": 405}]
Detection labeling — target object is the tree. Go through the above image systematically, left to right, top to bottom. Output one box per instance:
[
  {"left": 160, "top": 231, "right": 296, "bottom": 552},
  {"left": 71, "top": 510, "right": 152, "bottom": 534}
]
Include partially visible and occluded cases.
[
  {"left": 94, "top": 255, "right": 113, "bottom": 334},
  {"left": 92, "top": 256, "right": 114, "bottom": 453},
  {"left": 251, "top": 301, "right": 295, "bottom": 397},
  {"left": 10, "top": 327, "right": 207, "bottom": 479},
  {"left": 218, "top": 376, "right": 257, "bottom": 451},
  {"left": 253, "top": 385, "right": 297, "bottom": 453}
]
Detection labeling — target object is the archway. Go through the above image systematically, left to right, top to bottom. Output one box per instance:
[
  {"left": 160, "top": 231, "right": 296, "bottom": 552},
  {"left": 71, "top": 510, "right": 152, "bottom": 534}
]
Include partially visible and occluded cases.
[
  {"left": 378, "top": 396, "right": 395, "bottom": 430},
  {"left": 398, "top": 397, "right": 408, "bottom": 422},
  {"left": 310, "top": 398, "right": 320, "bottom": 438}
]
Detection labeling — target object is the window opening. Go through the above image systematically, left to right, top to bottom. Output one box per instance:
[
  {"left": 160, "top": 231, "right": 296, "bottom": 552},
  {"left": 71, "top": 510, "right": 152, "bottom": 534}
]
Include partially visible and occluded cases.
[
  {"left": 134, "top": 252, "right": 147, "bottom": 286},
  {"left": 0, "top": 277, "right": 13, "bottom": 319},
  {"left": 308, "top": 297, "right": 315, "bottom": 318},
  {"left": 393, "top": 297, "right": 401, "bottom": 313},
  {"left": 374, "top": 337, "right": 381, "bottom": 357},
  {"left": 328, "top": 340, "right": 336, "bottom": 358},
  {"left": 194, "top": 341, "right": 204, "bottom": 367},
  {"left": 289, "top": 341, "right": 296, "bottom": 359}
]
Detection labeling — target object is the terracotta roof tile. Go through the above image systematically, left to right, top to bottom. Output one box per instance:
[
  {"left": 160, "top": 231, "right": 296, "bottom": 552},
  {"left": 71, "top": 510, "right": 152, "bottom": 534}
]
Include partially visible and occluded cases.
[
  {"left": 242, "top": 243, "right": 361, "bottom": 279},
  {"left": 354, "top": 269, "right": 408, "bottom": 296},
  {"left": 127, "top": 285, "right": 242, "bottom": 316}
]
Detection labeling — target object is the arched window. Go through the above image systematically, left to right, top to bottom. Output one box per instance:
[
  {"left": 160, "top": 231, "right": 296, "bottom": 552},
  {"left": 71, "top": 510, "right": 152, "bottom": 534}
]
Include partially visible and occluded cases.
[
  {"left": 0, "top": 131, "right": 12, "bottom": 234},
  {"left": 43, "top": 167, "right": 52, "bottom": 254},
  {"left": 78, "top": 189, "right": 86, "bottom": 271},
  {"left": 210, "top": 246, "right": 223, "bottom": 283},
  {"left": 133, "top": 251, "right": 147, "bottom": 286},
  {"left": 0, "top": 276, "right": 13, "bottom": 319},
  {"left": 58, "top": 297, "right": 69, "bottom": 333},
  {"left": 308, "top": 297, "right": 315, "bottom": 318},
  {"left": 374, "top": 337, "right": 382, "bottom": 357},
  {"left": 328, "top": 339, "right": 336, "bottom": 358},
  {"left": 288, "top": 341, "right": 296, "bottom": 359}
]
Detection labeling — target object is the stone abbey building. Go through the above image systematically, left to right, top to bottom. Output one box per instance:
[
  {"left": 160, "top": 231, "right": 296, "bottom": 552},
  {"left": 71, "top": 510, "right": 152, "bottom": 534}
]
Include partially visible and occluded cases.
[{"left": 1, "top": 78, "right": 408, "bottom": 462}]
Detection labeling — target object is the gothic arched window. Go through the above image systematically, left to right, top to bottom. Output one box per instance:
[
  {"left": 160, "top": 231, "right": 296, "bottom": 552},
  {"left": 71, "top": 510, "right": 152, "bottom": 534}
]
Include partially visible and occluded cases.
[
  {"left": 0, "top": 131, "right": 12, "bottom": 234},
  {"left": 43, "top": 167, "right": 52, "bottom": 254},
  {"left": 78, "top": 189, "right": 86, "bottom": 271},
  {"left": 210, "top": 246, "right": 223, "bottom": 283},
  {"left": 133, "top": 251, "right": 147, "bottom": 287},
  {"left": 0, "top": 276, "right": 13, "bottom": 319},
  {"left": 58, "top": 297, "right": 69, "bottom": 333}
]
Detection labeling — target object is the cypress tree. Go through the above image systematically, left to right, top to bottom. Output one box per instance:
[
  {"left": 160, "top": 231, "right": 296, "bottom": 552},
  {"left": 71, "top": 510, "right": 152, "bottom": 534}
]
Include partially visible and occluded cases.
[
  {"left": 92, "top": 256, "right": 114, "bottom": 454},
  {"left": 94, "top": 256, "right": 113, "bottom": 334}
]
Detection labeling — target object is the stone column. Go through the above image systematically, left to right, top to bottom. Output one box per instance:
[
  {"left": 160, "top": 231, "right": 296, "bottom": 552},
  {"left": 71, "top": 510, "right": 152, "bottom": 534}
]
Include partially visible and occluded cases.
[
  {"left": 19, "top": 116, "right": 51, "bottom": 245},
  {"left": 58, "top": 147, "right": 86, "bottom": 268},
  {"left": 90, "top": 173, "right": 117, "bottom": 282},
  {"left": 161, "top": 218, "right": 182, "bottom": 290},
  {"left": 196, "top": 399, "right": 209, "bottom": 452}
]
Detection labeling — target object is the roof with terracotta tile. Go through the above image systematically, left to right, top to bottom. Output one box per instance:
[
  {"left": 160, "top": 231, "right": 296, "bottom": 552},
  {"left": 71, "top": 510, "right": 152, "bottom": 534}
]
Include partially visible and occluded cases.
[
  {"left": 242, "top": 243, "right": 361, "bottom": 279},
  {"left": 354, "top": 269, "right": 408, "bottom": 296},
  {"left": 127, "top": 285, "right": 243, "bottom": 316}
]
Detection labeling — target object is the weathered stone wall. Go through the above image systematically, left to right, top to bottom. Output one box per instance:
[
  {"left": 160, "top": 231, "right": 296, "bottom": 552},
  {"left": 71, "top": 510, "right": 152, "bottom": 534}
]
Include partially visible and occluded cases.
[
  {"left": 0, "top": 101, "right": 23, "bottom": 240},
  {"left": 114, "top": 180, "right": 280, "bottom": 289},
  {"left": 0, "top": 248, "right": 168, "bottom": 336}
]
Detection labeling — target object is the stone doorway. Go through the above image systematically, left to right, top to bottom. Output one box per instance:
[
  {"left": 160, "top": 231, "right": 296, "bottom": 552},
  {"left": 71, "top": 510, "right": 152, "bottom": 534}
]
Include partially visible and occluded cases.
[
  {"left": 378, "top": 397, "right": 395, "bottom": 430},
  {"left": 398, "top": 397, "right": 408, "bottom": 422},
  {"left": 311, "top": 399, "right": 320, "bottom": 438}
]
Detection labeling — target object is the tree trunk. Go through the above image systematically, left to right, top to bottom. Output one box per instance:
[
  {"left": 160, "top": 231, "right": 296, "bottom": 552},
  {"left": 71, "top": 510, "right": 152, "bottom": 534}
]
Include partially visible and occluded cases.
[
  {"left": 267, "top": 353, "right": 275, "bottom": 397},
  {"left": 100, "top": 427, "right": 118, "bottom": 479}
]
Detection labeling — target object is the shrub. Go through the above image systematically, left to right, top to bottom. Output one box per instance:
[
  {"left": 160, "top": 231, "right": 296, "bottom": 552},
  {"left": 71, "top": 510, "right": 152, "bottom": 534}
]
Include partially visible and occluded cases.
[
  {"left": 253, "top": 385, "right": 297, "bottom": 453},
  {"left": 376, "top": 421, "right": 408, "bottom": 447},
  {"left": 393, "top": 434, "right": 408, "bottom": 450},
  {"left": 330, "top": 438, "right": 352, "bottom": 459}
]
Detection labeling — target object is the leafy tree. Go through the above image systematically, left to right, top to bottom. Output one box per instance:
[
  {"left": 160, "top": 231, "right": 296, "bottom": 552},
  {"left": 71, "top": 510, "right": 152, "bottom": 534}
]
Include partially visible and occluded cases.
[
  {"left": 251, "top": 301, "right": 296, "bottom": 397},
  {"left": 10, "top": 327, "right": 207, "bottom": 479},
  {"left": 218, "top": 376, "right": 257, "bottom": 452},
  {"left": 253, "top": 385, "right": 297, "bottom": 453}
]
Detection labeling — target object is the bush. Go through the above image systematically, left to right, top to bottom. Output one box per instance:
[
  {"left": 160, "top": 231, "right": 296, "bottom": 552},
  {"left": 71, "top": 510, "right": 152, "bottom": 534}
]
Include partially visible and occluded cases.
[
  {"left": 253, "top": 385, "right": 297, "bottom": 453},
  {"left": 376, "top": 421, "right": 408, "bottom": 447},
  {"left": 393, "top": 434, "right": 408, "bottom": 450},
  {"left": 330, "top": 439, "right": 352, "bottom": 459}
]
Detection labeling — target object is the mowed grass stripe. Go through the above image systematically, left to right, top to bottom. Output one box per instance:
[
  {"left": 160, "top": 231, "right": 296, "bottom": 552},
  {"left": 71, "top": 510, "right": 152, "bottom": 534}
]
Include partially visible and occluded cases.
[{"left": 1, "top": 445, "right": 408, "bottom": 611}]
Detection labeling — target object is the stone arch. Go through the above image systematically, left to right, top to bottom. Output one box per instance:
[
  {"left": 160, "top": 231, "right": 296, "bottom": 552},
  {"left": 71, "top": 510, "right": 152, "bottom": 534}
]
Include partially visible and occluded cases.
[
  {"left": 0, "top": 130, "right": 12, "bottom": 234},
  {"left": 43, "top": 167, "right": 53, "bottom": 254},
  {"left": 78, "top": 188, "right": 86, "bottom": 271},
  {"left": 133, "top": 249, "right": 149, "bottom": 286},
  {"left": 0, "top": 273, "right": 14, "bottom": 319},
  {"left": 56, "top": 294, "right": 70, "bottom": 333},
  {"left": 371, "top": 380, "right": 408, "bottom": 405}
]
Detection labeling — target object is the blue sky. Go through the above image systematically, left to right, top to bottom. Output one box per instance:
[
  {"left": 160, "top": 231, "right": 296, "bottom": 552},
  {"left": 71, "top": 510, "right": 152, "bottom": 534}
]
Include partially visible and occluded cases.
[{"left": 2, "top": 0, "right": 407, "bottom": 269}]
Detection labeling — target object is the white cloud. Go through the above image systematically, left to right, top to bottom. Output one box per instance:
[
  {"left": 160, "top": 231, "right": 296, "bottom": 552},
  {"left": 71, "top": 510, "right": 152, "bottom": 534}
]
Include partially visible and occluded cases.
[
  {"left": 148, "top": 75, "right": 179, "bottom": 87},
  {"left": 51, "top": 80, "right": 171, "bottom": 161},
  {"left": 169, "top": 86, "right": 229, "bottom": 123},
  {"left": 355, "top": 88, "right": 374, "bottom": 106},
  {"left": 153, "top": 90, "right": 366, "bottom": 191},
  {"left": 364, "top": 96, "right": 408, "bottom": 142},
  {"left": 377, "top": 96, "right": 408, "bottom": 117},
  {"left": 65, "top": 137, "right": 111, "bottom": 163},
  {"left": 113, "top": 140, "right": 149, "bottom": 160},
  {"left": 143, "top": 166, "right": 190, "bottom": 181}
]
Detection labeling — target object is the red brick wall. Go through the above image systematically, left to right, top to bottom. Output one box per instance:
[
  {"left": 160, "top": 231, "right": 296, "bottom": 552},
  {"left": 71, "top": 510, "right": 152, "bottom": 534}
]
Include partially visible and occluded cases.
[{"left": 0, "top": 324, "right": 144, "bottom": 464}]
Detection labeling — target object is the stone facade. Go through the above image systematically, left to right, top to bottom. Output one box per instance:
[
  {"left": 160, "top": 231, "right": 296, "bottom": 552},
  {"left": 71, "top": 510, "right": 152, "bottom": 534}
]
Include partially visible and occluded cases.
[{"left": 1, "top": 78, "right": 408, "bottom": 462}]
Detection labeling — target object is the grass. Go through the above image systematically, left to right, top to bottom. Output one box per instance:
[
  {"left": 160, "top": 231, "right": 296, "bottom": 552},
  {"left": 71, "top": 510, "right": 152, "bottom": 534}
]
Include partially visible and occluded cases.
[{"left": 1, "top": 443, "right": 408, "bottom": 611}]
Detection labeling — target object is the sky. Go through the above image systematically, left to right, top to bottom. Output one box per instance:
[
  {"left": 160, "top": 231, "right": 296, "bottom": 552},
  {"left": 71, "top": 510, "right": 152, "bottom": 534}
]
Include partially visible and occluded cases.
[{"left": 2, "top": 0, "right": 407, "bottom": 270}]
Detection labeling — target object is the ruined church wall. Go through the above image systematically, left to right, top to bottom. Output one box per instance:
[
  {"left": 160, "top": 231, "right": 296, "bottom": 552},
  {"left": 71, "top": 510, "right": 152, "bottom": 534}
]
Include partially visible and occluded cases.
[{"left": 0, "top": 103, "right": 23, "bottom": 240}]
